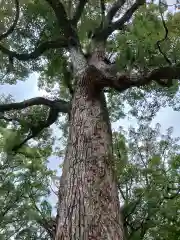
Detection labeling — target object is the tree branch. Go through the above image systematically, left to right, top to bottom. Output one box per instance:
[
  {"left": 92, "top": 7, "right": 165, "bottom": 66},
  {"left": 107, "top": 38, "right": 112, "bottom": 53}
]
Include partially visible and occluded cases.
[
  {"left": 0, "top": 0, "right": 20, "bottom": 41},
  {"left": 45, "top": 0, "right": 76, "bottom": 39},
  {"left": 71, "top": 0, "right": 88, "bottom": 25},
  {"left": 96, "top": 0, "right": 145, "bottom": 40},
  {"left": 100, "top": 0, "right": 106, "bottom": 24},
  {"left": 106, "top": 0, "right": 126, "bottom": 23},
  {"left": 112, "top": 0, "right": 145, "bottom": 30},
  {"left": 157, "top": 0, "right": 172, "bottom": 65},
  {"left": 0, "top": 1, "right": 71, "bottom": 62},
  {"left": 0, "top": 38, "right": 67, "bottom": 61},
  {"left": 102, "top": 64, "right": 180, "bottom": 92},
  {"left": 0, "top": 97, "right": 70, "bottom": 114},
  {"left": 0, "top": 97, "right": 70, "bottom": 152},
  {"left": 12, "top": 106, "right": 59, "bottom": 153},
  {"left": 118, "top": 184, "right": 126, "bottom": 200}
]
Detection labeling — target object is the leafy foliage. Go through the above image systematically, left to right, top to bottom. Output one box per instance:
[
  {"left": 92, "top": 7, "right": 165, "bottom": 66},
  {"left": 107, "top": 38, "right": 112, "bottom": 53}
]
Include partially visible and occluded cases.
[
  {"left": 107, "top": 5, "right": 180, "bottom": 122},
  {"left": 0, "top": 120, "right": 55, "bottom": 239},
  {"left": 114, "top": 123, "right": 180, "bottom": 240}
]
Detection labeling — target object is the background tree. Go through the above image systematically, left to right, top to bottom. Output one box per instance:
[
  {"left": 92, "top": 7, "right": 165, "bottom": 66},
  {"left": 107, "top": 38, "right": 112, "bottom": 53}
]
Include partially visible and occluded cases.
[
  {"left": 0, "top": 0, "right": 180, "bottom": 239},
  {"left": 0, "top": 109, "right": 56, "bottom": 239},
  {"left": 1, "top": 114, "right": 179, "bottom": 240},
  {"left": 114, "top": 123, "right": 180, "bottom": 240}
]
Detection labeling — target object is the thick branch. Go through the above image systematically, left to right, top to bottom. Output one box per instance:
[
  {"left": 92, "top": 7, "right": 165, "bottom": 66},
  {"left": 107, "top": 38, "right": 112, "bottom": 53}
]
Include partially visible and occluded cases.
[
  {"left": 0, "top": 0, "right": 20, "bottom": 41},
  {"left": 45, "top": 0, "right": 75, "bottom": 38},
  {"left": 71, "top": 0, "right": 88, "bottom": 25},
  {"left": 96, "top": 0, "right": 145, "bottom": 40},
  {"left": 106, "top": 0, "right": 126, "bottom": 23},
  {"left": 112, "top": 0, "right": 145, "bottom": 30},
  {"left": 0, "top": 1, "right": 71, "bottom": 62},
  {"left": 0, "top": 38, "right": 67, "bottom": 61},
  {"left": 103, "top": 64, "right": 180, "bottom": 92},
  {"left": 0, "top": 97, "right": 70, "bottom": 114},
  {"left": 0, "top": 97, "right": 69, "bottom": 152}
]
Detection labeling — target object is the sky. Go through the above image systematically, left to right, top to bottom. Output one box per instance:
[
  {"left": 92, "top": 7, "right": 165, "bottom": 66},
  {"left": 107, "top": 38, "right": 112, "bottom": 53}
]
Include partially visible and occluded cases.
[{"left": 0, "top": 0, "right": 180, "bottom": 210}]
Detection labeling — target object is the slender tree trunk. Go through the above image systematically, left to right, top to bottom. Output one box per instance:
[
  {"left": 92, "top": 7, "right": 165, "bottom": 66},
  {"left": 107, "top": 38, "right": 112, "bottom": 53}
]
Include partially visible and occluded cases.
[{"left": 55, "top": 61, "right": 124, "bottom": 239}]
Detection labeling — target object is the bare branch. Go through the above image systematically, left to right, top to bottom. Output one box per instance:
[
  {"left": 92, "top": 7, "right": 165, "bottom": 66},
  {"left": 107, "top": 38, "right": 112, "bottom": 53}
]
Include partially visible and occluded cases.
[
  {"left": 0, "top": 0, "right": 20, "bottom": 41},
  {"left": 71, "top": 0, "right": 88, "bottom": 25},
  {"left": 106, "top": 0, "right": 126, "bottom": 23},
  {"left": 0, "top": 38, "right": 67, "bottom": 61},
  {"left": 0, "top": 97, "right": 70, "bottom": 114}
]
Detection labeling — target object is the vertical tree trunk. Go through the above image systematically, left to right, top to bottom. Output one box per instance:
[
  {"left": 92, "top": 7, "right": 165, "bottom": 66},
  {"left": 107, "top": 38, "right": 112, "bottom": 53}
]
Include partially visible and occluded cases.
[{"left": 55, "top": 65, "right": 124, "bottom": 239}]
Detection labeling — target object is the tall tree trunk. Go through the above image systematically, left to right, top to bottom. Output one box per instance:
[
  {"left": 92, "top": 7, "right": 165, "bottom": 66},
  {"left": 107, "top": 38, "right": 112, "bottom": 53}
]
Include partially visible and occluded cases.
[{"left": 55, "top": 61, "right": 124, "bottom": 239}]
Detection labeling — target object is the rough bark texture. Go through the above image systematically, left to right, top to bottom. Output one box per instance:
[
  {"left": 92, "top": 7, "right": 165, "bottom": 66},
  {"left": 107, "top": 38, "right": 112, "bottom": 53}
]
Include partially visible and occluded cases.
[{"left": 55, "top": 65, "right": 124, "bottom": 240}]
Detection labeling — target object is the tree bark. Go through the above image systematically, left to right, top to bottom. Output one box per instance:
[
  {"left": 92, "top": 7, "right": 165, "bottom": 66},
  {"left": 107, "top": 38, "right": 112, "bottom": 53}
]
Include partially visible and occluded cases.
[{"left": 55, "top": 65, "right": 124, "bottom": 239}]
